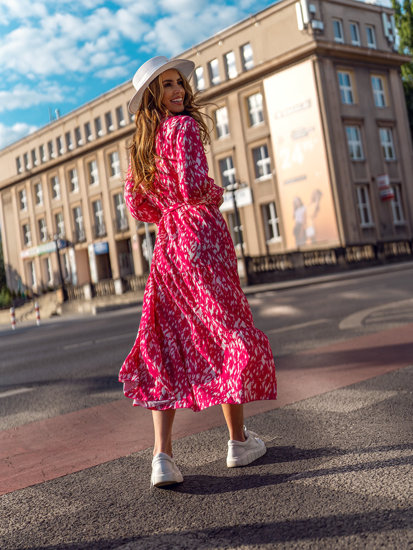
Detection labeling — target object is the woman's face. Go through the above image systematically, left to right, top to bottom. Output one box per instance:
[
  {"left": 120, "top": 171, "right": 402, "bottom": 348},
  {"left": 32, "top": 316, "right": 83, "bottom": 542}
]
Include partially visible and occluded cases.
[{"left": 160, "top": 69, "right": 185, "bottom": 114}]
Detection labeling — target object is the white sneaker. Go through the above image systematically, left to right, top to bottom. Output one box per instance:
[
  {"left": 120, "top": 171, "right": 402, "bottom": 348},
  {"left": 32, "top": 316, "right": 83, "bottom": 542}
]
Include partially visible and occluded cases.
[
  {"left": 227, "top": 427, "right": 267, "bottom": 468},
  {"left": 151, "top": 453, "right": 184, "bottom": 487}
]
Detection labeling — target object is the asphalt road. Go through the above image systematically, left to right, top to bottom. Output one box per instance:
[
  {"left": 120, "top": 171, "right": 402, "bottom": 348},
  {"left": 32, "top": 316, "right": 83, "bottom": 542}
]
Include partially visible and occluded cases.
[{"left": 1, "top": 264, "right": 412, "bottom": 430}]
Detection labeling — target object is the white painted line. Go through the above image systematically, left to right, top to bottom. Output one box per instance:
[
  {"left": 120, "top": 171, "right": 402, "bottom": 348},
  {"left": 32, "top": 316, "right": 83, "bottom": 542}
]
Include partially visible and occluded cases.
[
  {"left": 339, "top": 298, "right": 413, "bottom": 330},
  {"left": 266, "top": 319, "right": 329, "bottom": 335},
  {"left": 63, "top": 340, "right": 93, "bottom": 350},
  {"left": 0, "top": 387, "right": 34, "bottom": 399}
]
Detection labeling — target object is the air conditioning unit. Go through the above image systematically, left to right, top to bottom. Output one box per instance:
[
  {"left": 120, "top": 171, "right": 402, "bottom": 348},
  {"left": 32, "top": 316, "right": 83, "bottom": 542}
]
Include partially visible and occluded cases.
[{"left": 311, "top": 19, "right": 324, "bottom": 31}]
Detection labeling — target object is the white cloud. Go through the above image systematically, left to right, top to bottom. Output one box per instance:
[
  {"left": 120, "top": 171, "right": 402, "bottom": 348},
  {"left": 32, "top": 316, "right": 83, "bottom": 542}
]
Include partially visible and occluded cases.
[
  {"left": 95, "top": 65, "right": 129, "bottom": 80},
  {"left": 0, "top": 84, "right": 65, "bottom": 113},
  {"left": 0, "top": 122, "right": 37, "bottom": 150}
]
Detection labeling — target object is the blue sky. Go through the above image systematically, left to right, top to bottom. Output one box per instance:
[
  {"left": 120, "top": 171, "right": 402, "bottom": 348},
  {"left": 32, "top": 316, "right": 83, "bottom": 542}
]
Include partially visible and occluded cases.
[{"left": 0, "top": 0, "right": 276, "bottom": 150}]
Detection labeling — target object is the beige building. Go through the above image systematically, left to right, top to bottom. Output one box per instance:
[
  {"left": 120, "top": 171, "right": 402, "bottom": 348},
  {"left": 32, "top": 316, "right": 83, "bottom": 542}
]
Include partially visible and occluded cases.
[{"left": 1, "top": 0, "right": 412, "bottom": 295}]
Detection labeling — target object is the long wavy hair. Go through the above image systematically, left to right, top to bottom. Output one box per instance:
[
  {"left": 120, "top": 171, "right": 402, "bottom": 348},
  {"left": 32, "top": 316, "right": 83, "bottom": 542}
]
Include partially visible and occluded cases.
[{"left": 129, "top": 69, "right": 210, "bottom": 192}]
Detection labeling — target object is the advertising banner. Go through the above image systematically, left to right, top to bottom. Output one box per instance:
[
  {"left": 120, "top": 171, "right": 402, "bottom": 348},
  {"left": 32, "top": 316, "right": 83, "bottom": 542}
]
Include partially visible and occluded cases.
[
  {"left": 263, "top": 60, "right": 340, "bottom": 250},
  {"left": 376, "top": 174, "right": 394, "bottom": 201}
]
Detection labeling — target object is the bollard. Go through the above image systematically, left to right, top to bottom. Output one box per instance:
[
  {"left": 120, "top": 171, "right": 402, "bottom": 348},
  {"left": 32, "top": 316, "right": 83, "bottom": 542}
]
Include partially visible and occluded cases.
[
  {"left": 35, "top": 302, "right": 40, "bottom": 326},
  {"left": 10, "top": 307, "right": 16, "bottom": 330}
]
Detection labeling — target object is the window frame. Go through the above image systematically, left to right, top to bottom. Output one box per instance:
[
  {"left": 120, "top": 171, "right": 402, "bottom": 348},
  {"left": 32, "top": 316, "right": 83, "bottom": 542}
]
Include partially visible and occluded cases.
[
  {"left": 333, "top": 18, "right": 344, "bottom": 43},
  {"left": 349, "top": 22, "right": 361, "bottom": 46},
  {"left": 366, "top": 25, "right": 377, "bottom": 49},
  {"left": 240, "top": 43, "right": 254, "bottom": 71},
  {"left": 224, "top": 51, "right": 238, "bottom": 79},
  {"left": 208, "top": 58, "right": 220, "bottom": 86},
  {"left": 194, "top": 66, "right": 206, "bottom": 91},
  {"left": 337, "top": 71, "right": 355, "bottom": 105},
  {"left": 371, "top": 75, "right": 387, "bottom": 108},
  {"left": 246, "top": 92, "right": 264, "bottom": 127},
  {"left": 215, "top": 106, "right": 230, "bottom": 139},
  {"left": 345, "top": 125, "right": 364, "bottom": 161},
  {"left": 379, "top": 127, "right": 396, "bottom": 161},
  {"left": 252, "top": 144, "right": 272, "bottom": 180},
  {"left": 218, "top": 155, "right": 236, "bottom": 187},
  {"left": 356, "top": 184, "right": 374, "bottom": 228},
  {"left": 262, "top": 201, "right": 281, "bottom": 243}
]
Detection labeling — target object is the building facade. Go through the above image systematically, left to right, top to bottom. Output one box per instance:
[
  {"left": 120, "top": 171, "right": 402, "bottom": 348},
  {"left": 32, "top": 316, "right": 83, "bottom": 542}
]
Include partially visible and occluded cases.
[{"left": 1, "top": 0, "right": 412, "bottom": 295}]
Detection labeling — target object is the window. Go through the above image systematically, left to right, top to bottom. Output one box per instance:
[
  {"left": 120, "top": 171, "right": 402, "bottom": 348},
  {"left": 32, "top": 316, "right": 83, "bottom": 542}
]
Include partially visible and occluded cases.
[
  {"left": 333, "top": 19, "right": 344, "bottom": 43},
  {"left": 350, "top": 22, "right": 360, "bottom": 46},
  {"left": 366, "top": 25, "right": 376, "bottom": 48},
  {"left": 241, "top": 43, "right": 254, "bottom": 71},
  {"left": 224, "top": 51, "right": 237, "bottom": 79},
  {"left": 208, "top": 58, "right": 220, "bottom": 86},
  {"left": 194, "top": 67, "right": 206, "bottom": 91},
  {"left": 337, "top": 71, "right": 354, "bottom": 104},
  {"left": 371, "top": 76, "right": 386, "bottom": 107},
  {"left": 247, "top": 93, "right": 264, "bottom": 126},
  {"left": 116, "top": 106, "right": 125, "bottom": 127},
  {"left": 215, "top": 107, "right": 229, "bottom": 138},
  {"left": 105, "top": 111, "right": 114, "bottom": 133},
  {"left": 94, "top": 116, "right": 103, "bottom": 137},
  {"left": 84, "top": 121, "right": 93, "bottom": 142},
  {"left": 74, "top": 126, "right": 83, "bottom": 146},
  {"left": 345, "top": 126, "right": 364, "bottom": 160},
  {"left": 379, "top": 128, "right": 396, "bottom": 160},
  {"left": 65, "top": 131, "right": 73, "bottom": 151},
  {"left": 56, "top": 136, "right": 64, "bottom": 155},
  {"left": 47, "top": 140, "right": 55, "bottom": 159},
  {"left": 40, "top": 144, "right": 46, "bottom": 163},
  {"left": 252, "top": 145, "right": 271, "bottom": 179},
  {"left": 31, "top": 149, "right": 38, "bottom": 167},
  {"left": 109, "top": 151, "right": 120, "bottom": 177},
  {"left": 23, "top": 152, "right": 30, "bottom": 171},
  {"left": 218, "top": 156, "right": 236, "bottom": 187},
  {"left": 16, "top": 157, "right": 22, "bottom": 174},
  {"left": 87, "top": 159, "right": 99, "bottom": 185},
  {"left": 69, "top": 168, "right": 79, "bottom": 193},
  {"left": 50, "top": 175, "right": 60, "bottom": 200},
  {"left": 34, "top": 182, "right": 43, "bottom": 205},
  {"left": 390, "top": 184, "right": 405, "bottom": 225},
  {"left": 356, "top": 185, "right": 374, "bottom": 227},
  {"left": 19, "top": 189, "right": 27, "bottom": 210},
  {"left": 114, "top": 193, "right": 128, "bottom": 231},
  {"left": 92, "top": 199, "right": 106, "bottom": 237},
  {"left": 262, "top": 202, "right": 281, "bottom": 241},
  {"left": 73, "top": 206, "right": 85, "bottom": 242},
  {"left": 55, "top": 212, "right": 65, "bottom": 238},
  {"left": 227, "top": 212, "right": 244, "bottom": 249},
  {"left": 38, "top": 218, "right": 47, "bottom": 242},
  {"left": 22, "top": 223, "right": 31, "bottom": 246},
  {"left": 43, "top": 257, "right": 53, "bottom": 285},
  {"left": 28, "top": 260, "right": 36, "bottom": 287}
]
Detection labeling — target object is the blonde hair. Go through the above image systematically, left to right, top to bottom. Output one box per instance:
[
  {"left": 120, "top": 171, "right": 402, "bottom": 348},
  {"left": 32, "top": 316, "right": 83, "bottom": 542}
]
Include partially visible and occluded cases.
[{"left": 129, "top": 70, "right": 210, "bottom": 192}]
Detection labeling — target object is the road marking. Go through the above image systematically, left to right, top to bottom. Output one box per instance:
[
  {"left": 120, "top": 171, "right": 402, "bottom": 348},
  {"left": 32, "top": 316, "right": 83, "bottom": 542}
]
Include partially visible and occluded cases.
[
  {"left": 339, "top": 298, "right": 413, "bottom": 330},
  {"left": 266, "top": 319, "right": 329, "bottom": 334},
  {"left": 63, "top": 333, "right": 134, "bottom": 350},
  {"left": 0, "top": 387, "right": 34, "bottom": 399}
]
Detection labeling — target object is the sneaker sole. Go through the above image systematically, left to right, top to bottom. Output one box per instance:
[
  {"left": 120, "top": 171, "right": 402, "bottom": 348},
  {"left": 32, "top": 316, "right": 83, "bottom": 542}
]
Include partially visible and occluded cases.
[
  {"left": 227, "top": 444, "right": 267, "bottom": 468},
  {"left": 151, "top": 473, "right": 184, "bottom": 487}
]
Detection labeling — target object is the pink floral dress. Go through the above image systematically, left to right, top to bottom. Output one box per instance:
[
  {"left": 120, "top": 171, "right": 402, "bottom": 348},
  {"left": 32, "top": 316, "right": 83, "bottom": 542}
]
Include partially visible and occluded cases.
[{"left": 119, "top": 115, "right": 277, "bottom": 411}]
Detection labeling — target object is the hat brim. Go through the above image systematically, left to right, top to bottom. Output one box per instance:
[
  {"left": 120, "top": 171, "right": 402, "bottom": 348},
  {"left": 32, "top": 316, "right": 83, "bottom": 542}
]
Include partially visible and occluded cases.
[{"left": 128, "top": 58, "right": 195, "bottom": 114}]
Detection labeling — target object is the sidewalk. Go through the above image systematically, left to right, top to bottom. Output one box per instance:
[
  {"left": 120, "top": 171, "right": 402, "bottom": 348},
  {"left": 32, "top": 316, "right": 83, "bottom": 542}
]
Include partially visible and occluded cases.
[
  {"left": 1, "top": 260, "right": 412, "bottom": 328},
  {"left": 1, "top": 323, "right": 412, "bottom": 549}
]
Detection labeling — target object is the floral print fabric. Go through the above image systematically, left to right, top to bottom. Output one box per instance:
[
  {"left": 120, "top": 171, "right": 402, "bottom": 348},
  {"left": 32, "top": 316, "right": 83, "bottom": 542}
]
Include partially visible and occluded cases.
[{"left": 119, "top": 115, "right": 277, "bottom": 411}]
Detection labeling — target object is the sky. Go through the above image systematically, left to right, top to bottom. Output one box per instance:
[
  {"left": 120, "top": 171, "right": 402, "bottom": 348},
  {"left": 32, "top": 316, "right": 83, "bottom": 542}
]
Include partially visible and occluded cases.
[{"left": 0, "top": 0, "right": 277, "bottom": 150}]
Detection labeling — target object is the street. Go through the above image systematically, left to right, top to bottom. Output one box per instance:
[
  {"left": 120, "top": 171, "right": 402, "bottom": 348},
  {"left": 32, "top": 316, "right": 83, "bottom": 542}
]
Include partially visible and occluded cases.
[
  {"left": 0, "top": 264, "right": 412, "bottom": 549},
  {"left": 1, "top": 264, "right": 412, "bottom": 429}
]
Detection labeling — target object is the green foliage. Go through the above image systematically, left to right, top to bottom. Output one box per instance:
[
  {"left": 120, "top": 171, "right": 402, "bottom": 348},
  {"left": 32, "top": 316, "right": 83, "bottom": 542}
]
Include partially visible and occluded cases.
[
  {"left": 392, "top": 0, "right": 413, "bottom": 136},
  {"left": 0, "top": 286, "right": 12, "bottom": 308}
]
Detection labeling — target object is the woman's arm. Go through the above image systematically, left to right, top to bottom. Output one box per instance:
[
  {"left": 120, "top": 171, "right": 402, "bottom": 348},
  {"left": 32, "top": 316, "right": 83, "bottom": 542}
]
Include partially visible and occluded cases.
[
  {"left": 174, "top": 117, "right": 224, "bottom": 207},
  {"left": 124, "top": 166, "right": 162, "bottom": 224}
]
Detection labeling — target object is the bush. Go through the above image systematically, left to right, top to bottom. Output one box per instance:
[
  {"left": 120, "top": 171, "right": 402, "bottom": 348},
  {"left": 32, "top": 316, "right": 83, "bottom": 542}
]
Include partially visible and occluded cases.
[{"left": 0, "top": 286, "right": 12, "bottom": 308}]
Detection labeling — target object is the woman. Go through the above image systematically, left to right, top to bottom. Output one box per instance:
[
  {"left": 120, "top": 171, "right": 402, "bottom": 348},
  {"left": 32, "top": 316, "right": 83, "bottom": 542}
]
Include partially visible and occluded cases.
[{"left": 119, "top": 56, "right": 277, "bottom": 487}]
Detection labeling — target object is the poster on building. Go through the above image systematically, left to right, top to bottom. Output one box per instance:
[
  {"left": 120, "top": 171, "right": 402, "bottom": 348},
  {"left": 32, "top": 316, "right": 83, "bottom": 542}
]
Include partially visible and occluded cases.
[{"left": 263, "top": 60, "right": 340, "bottom": 250}]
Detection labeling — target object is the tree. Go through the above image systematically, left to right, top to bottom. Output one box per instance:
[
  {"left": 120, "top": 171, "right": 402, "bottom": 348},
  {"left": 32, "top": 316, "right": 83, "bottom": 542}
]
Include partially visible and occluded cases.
[{"left": 392, "top": 0, "right": 413, "bottom": 138}]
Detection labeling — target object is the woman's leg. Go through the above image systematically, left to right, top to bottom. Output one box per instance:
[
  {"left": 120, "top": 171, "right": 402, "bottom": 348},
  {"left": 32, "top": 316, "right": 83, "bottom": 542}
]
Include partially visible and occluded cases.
[
  {"left": 221, "top": 404, "right": 246, "bottom": 442},
  {"left": 152, "top": 409, "right": 176, "bottom": 456}
]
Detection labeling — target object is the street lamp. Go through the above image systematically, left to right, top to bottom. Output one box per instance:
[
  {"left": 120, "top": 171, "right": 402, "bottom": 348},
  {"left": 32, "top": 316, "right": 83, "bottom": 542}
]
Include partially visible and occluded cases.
[
  {"left": 225, "top": 181, "right": 249, "bottom": 286},
  {"left": 53, "top": 234, "right": 68, "bottom": 301}
]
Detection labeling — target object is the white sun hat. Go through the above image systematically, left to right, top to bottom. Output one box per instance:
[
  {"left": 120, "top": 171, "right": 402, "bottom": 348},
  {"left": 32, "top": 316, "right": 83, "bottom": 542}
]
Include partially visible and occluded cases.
[{"left": 128, "top": 55, "right": 195, "bottom": 114}]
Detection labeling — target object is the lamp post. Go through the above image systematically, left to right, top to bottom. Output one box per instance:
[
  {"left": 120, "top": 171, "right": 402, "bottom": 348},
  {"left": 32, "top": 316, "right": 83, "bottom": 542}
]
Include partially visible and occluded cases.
[
  {"left": 226, "top": 181, "right": 249, "bottom": 286},
  {"left": 53, "top": 234, "right": 68, "bottom": 301}
]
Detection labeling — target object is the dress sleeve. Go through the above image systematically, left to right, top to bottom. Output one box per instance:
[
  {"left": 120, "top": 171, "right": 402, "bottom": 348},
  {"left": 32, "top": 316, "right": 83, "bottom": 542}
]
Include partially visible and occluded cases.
[
  {"left": 175, "top": 117, "right": 224, "bottom": 206},
  {"left": 124, "top": 165, "right": 162, "bottom": 224}
]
